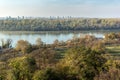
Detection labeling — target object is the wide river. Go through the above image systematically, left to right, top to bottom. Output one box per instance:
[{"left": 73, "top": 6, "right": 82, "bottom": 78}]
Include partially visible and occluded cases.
[{"left": 0, "top": 30, "right": 119, "bottom": 47}]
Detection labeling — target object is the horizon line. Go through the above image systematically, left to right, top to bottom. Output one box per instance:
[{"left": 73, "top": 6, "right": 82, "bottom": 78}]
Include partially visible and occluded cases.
[{"left": 1, "top": 16, "right": 120, "bottom": 19}]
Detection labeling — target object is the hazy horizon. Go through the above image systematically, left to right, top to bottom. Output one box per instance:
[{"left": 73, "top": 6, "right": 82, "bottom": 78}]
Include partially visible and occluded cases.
[{"left": 0, "top": 0, "right": 120, "bottom": 18}]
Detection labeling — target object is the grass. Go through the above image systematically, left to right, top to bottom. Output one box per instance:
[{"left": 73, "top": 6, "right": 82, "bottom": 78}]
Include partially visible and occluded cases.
[
  {"left": 106, "top": 45, "right": 120, "bottom": 56},
  {"left": 54, "top": 47, "right": 68, "bottom": 59}
]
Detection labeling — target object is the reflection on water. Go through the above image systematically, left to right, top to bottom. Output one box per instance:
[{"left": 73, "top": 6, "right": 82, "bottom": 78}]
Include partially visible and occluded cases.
[{"left": 0, "top": 30, "right": 118, "bottom": 47}]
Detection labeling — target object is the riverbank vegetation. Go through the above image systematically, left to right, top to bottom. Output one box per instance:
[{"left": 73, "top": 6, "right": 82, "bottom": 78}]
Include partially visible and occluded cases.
[
  {"left": 1, "top": 17, "right": 120, "bottom": 31},
  {"left": 0, "top": 32, "right": 120, "bottom": 80}
]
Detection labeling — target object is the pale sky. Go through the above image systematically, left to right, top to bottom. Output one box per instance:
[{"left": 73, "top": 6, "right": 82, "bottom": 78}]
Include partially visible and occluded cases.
[{"left": 0, "top": 0, "right": 120, "bottom": 18}]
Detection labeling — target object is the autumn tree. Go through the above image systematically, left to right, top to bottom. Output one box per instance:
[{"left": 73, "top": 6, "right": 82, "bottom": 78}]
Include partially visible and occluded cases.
[
  {"left": 104, "top": 32, "right": 117, "bottom": 40},
  {"left": 35, "top": 38, "right": 44, "bottom": 48},
  {"left": 52, "top": 39, "right": 59, "bottom": 48},
  {"left": 15, "top": 40, "right": 32, "bottom": 54},
  {"left": 58, "top": 46, "right": 107, "bottom": 80},
  {"left": 30, "top": 48, "right": 56, "bottom": 69},
  {"left": 7, "top": 56, "right": 36, "bottom": 80},
  {"left": 33, "top": 68, "right": 61, "bottom": 80},
  {"left": 94, "top": 68, "right": 120, "bottom": 80}
]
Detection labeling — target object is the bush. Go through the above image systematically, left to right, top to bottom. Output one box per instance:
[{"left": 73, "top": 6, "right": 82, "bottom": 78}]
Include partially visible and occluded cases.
[{"left": 33, "top": 68, "right": 61, "bottom": 80}]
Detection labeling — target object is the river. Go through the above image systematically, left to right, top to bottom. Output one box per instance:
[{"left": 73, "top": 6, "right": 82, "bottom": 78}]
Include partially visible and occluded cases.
[{"left": 0, "top": 30, "right": 119, "bottom": 47}]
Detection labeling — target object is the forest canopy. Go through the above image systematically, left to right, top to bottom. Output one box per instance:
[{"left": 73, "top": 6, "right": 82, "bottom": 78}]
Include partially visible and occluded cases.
[{"left": 0, "top": 17, "right": 120, "bottom": 31}]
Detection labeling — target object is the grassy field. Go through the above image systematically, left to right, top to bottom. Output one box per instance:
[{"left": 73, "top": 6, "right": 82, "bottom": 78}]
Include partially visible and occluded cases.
[{"left": 106, "top": 45, "right": 120, "bottom": 56}]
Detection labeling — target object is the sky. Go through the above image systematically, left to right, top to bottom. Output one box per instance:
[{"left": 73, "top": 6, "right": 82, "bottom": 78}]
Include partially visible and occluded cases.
[{"left": 0, "top": 0, "right": 120, "bottom": 18}]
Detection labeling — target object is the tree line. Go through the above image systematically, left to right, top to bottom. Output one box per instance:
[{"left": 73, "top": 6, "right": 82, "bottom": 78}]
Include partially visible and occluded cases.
[{"left": 0, "top": 18, "right": 120, "bottom": 31}]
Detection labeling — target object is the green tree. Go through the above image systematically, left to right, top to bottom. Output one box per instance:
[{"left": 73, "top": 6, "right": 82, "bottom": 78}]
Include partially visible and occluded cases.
[
  {"left": 58, "top": 46, "right": 107, "bottom": 80},
  {"left": 7, "top": 56, "right": 36, "bottom": 80},
  {"left": 33, "top": 68, "right": 61, "bottom": 80}
]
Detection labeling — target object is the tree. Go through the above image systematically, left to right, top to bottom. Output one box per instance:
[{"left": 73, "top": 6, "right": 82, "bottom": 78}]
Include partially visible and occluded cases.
[
  {"left": 1, "top": 18, "right": 120, "bottom": 31},
  {"left": 105, "top": 32, "right": 117, "bottom": 40},
  {"left": 35, "top": 38, "right": 44, "bottom": 47},
  {"left": 1, "top": 39, "right": 12, "bottom": 48},
  {"left": 6, "top": 39, "right": 12, "bottom": 48},
  {"left": 52, "top": 39, "right": 59, "bottom": 48},
  {"left": 15, "top": 40, "right": 32, "bottom": 54},
  {"left": 58, "top": 46, "right": 107, "bottom": 80},
  {"left": 30, "top": 48, "right": 56, "bottom": 69},
  {"left": 7, "top": 56, "right": 36, "bottom": 80},
  {"left": 33, "top": 68, "right": 61, "bottom": 80},
  {"left": 94, "top": 68, "right": 120, "bottom": 80},
  {"left": 0, "top": 75, "right": 4, "bottom": 80}
]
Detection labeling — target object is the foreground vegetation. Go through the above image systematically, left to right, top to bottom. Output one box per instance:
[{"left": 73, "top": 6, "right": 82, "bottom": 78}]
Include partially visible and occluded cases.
[
  {"left": 1, "top": 17, "right": 120, "bottom": 31},
  {"left": 0, "top": 32, "right": 120, "bottom": 80}
]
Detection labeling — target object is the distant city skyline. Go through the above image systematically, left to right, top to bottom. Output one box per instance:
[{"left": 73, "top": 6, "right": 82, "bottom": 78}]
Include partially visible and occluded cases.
[{"left": 0, "top": 0, "right": 120, "bottom": 18}]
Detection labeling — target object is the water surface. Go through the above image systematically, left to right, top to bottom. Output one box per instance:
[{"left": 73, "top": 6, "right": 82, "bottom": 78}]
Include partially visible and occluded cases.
[{"left": 0, "top": 30, "right": 118, "bottom": 47}]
